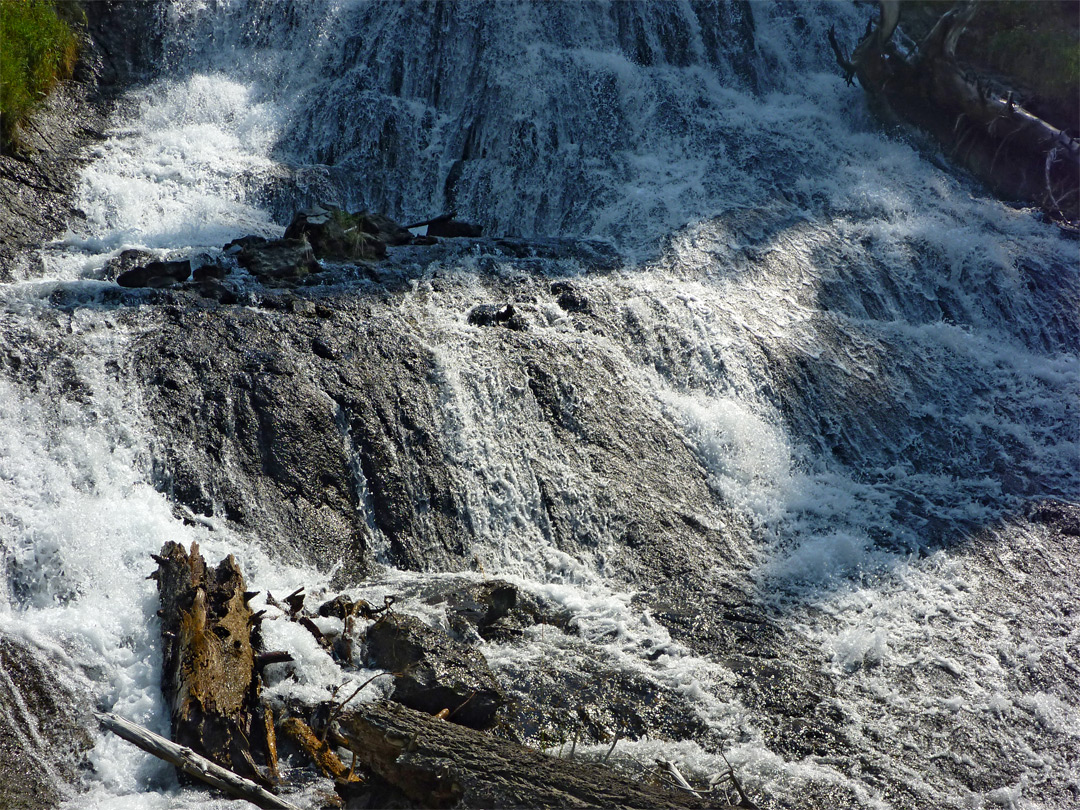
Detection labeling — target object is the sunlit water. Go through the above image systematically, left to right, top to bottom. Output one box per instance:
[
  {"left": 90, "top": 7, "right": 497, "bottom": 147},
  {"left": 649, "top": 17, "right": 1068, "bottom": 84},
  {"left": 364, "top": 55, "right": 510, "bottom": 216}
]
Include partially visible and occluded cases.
[{"left": 2, "top": 1, "right": 1077, "bottom": 808}]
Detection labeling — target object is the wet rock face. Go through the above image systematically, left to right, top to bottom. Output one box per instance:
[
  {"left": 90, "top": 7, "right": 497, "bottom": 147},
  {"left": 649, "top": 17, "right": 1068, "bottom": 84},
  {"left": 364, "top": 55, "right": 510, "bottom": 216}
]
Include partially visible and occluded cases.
[
  {"left": 0, "top": 1, "right": 162, "bottom": 281},
  {"left": 126, "top": 237, "right": 743, "bottom": 598},
  {"left": 411, "top": 578, "right": 576, "bottom": 643},
  {"left": 364, "top": 612, "right": 505, "bottom": 729},
  {"left": 0, "top": 636, "right": 92, "bottom": 810}
]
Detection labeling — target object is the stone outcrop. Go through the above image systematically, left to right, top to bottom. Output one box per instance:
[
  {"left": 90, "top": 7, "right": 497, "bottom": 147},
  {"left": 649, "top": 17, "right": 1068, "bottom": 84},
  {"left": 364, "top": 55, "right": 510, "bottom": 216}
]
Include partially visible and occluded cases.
[
  {"left": 0, "top": 1, "right": 163, "bottom": 282},
  {"left": 278, "top": 205, "right": 420, "bottom": 262}
]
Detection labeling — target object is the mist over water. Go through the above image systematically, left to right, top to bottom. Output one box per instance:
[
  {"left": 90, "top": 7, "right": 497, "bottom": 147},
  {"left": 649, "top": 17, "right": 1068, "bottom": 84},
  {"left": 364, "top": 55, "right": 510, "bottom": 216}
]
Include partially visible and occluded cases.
[{"left": 2, "top": 1, "right": 1077, "bottom": 808}]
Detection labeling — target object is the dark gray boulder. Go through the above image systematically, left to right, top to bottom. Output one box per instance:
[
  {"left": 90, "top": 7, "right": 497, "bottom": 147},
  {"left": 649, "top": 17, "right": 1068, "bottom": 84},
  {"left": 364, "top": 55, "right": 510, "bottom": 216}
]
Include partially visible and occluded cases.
[
  {"left": 424, "top": 214, "right": 482, "bottom": 238},
  {"left": 223, "top": 234, "right": 268, "bottom": 254},
  {"left": 235, "top": 238, "right": 321, "bottom": 284},
  {"left": 98, "top": 249, "right": 156, "bottom": 282},
  {"left": 116, "top": 259, "right": 191, "bottom": 288},
  {"left": 192, "top": 259, "right": 227, "bottom": 282},
  {"left": 550, "top": 280, "right": 591, "bottom": 314},
  {"left": 364, "top": 612, "right": 505, "bottom": 729}
]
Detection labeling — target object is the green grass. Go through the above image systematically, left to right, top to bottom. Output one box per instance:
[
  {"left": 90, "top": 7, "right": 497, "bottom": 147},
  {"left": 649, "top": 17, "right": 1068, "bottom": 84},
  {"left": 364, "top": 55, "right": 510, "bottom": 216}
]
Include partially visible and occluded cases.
[{"left": 1, "top": 0, "right": 81, "bottom": 149}]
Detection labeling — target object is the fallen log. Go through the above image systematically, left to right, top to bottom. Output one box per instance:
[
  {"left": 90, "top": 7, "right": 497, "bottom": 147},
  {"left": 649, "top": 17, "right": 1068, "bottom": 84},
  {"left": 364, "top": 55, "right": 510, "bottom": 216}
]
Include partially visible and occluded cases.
[
  {"left": 829, "top": 0, "right": 1079, "bottom": 224},
  {"left": 152, "top": 541, "right": 277, "bottom": 785},
  {"left": 337, "top": 700, "right": 733, "bottom": 809},
  {"left": 96, "top": 712, "right": 300, "bottom": 810}
]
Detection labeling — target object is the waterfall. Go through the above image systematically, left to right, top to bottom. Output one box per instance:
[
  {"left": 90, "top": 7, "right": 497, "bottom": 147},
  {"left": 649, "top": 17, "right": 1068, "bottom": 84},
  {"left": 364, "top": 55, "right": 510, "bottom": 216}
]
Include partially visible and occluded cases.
[{"left": 2, "top": 2, "right": 1077, "bottom": 808}]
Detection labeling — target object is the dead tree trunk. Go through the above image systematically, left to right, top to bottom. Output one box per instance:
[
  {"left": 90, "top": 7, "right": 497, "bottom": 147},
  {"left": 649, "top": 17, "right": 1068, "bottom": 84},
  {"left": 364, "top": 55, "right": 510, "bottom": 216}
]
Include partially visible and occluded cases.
[
  {"left": 829, "top": 1, "right": 1079, "bottom": 223},
  {"left": 152, "top": 541, "right": 278, "bottom": 786},
  {"left": 337, "top": 701, "right": 733, "bottom": 809}
]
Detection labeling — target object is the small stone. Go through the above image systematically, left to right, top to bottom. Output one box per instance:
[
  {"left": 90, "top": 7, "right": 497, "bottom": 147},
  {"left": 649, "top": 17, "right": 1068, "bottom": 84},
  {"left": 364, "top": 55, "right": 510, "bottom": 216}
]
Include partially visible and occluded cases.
[{"left": 468, "top": 303, "right": 526, "bottom": 330}]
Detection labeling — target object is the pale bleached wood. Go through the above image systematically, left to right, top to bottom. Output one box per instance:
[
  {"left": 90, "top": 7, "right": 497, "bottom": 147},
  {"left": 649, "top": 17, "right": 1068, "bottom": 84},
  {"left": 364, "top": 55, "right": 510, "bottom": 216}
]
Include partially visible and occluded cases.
[{"left": 95, "top": 712, "right": 301, "bottom": 810}]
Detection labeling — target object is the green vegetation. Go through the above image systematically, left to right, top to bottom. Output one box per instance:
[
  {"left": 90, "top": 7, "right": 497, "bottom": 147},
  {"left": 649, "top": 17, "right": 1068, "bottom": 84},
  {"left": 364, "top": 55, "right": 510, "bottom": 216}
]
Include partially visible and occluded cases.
[
  {"left": 1, "top": 0, "right": 81, "bottom": 149},
  {"left": 901, "top": 0, "right": 1079, "bottom": 131},
  {"left": 976, "top": 1, "right": 1079, "bottom": 112}
]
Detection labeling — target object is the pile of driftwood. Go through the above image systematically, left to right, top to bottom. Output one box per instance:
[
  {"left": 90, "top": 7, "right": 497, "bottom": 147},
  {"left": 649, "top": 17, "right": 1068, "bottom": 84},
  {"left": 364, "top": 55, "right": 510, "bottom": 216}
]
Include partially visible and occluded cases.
[
  {"left": 829, "top": 0, "right": 1079, "bottom": 224},
  {"left": 98, "top": 542, "right": 749, "bottom": 809}
]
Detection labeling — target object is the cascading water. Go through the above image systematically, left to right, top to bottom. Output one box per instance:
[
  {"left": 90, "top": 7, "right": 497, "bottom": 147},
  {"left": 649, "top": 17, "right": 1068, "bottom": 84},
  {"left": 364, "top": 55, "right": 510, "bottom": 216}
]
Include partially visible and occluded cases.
[{"left": 2, "top": 1, "right": 1077, "bottom": 808}]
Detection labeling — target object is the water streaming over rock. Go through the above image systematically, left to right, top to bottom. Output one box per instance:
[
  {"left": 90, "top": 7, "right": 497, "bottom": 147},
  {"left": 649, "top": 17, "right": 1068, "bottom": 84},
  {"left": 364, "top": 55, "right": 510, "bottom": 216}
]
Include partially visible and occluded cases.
[{"left": 1, "top": 2, "right": 1077, "bottom": 808}]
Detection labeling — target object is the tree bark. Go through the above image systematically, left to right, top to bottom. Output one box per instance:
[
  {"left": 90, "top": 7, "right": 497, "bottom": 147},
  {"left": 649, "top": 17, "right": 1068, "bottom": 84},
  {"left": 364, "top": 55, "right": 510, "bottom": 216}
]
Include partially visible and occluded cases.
[
  {"left": 152, "top": 541, "right": 277, "bottom": 786},
  {"left": 150, "top": 546, "right": 750, "bottom": 808},
  {"left": 337, "top": 701, "right": 734, "bottom": 809}
]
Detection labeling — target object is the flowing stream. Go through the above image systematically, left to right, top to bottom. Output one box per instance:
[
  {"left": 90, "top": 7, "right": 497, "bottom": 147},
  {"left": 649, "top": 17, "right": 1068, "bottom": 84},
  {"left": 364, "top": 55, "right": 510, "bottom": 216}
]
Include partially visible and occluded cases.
[{"left": 1, "top": 2, "right": 1077, "bottom": 808}]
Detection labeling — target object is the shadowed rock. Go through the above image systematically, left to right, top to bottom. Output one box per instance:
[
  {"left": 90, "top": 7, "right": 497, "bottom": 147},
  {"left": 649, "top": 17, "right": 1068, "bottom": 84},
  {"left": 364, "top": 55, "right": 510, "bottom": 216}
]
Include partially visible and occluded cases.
[
  {"left": 283, "top": 205, "right": 387, "bottom": 262},
  {"left": 235, "top": 238, "right": 321, "bottom": 284},
  {"left": 117, "top": 259, "right": 191, "bottom": 288},
  {"left": 364, "top": 612, "right": 505, "bottom": 729}
]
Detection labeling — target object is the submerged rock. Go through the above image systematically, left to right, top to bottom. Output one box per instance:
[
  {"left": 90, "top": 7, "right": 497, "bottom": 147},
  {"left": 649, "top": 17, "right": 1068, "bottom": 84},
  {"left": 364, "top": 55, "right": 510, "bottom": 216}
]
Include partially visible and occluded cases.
[
  {"left": 432, "top": 580, "right": 575, "bottom": 642},
  {"left": 364, "top": 612, "right": 505, "bottom": 729}
]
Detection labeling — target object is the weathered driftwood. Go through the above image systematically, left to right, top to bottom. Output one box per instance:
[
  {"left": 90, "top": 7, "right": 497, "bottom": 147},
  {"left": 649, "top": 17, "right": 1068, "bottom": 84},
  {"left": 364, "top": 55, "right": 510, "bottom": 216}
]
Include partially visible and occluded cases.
[
  {"left": 829, "top": 0, "right": 1079, "bottom": 223},
  {"left": 152, "top": 541, "right": 277, "bottom": 785},
  {"left": 337, "top": 700, "right": 733, "bottom": 809},
  {"left": 96, "top": 712, "right": 300, "bottom": 810}
]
